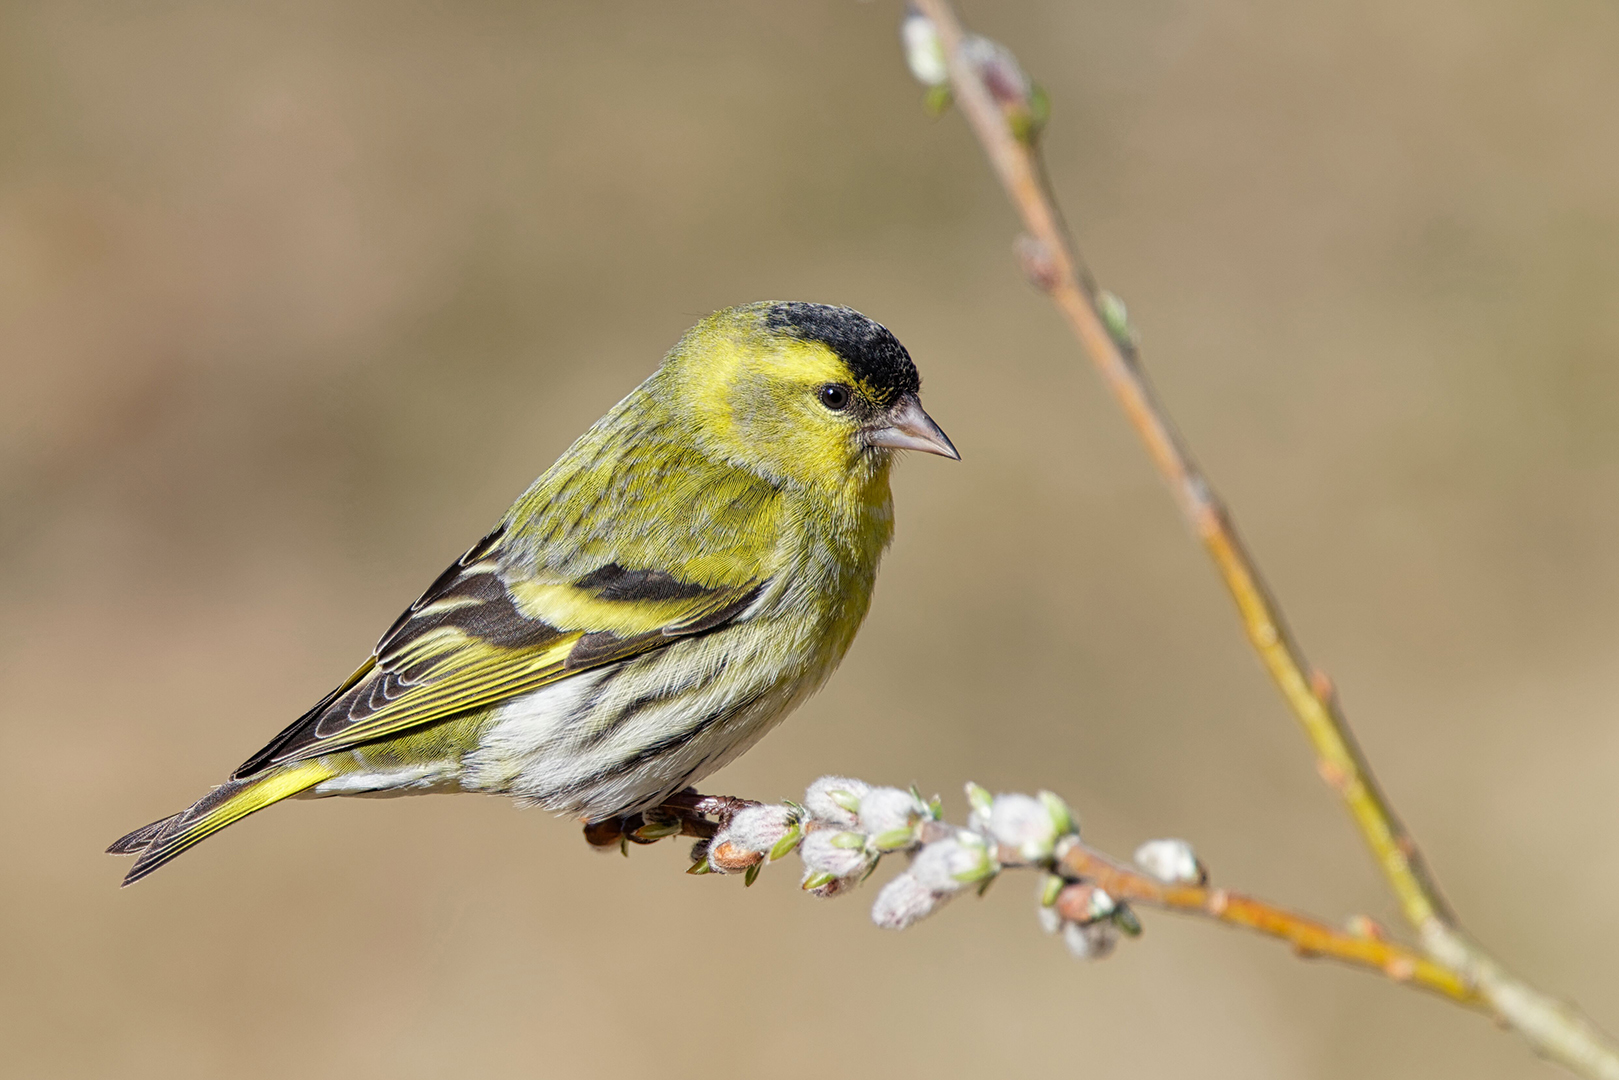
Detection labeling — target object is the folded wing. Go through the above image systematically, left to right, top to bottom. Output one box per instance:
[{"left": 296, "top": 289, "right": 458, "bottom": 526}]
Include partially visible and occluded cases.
[{"left": 233, "top": 524, "right": 764, "bottom": 778}]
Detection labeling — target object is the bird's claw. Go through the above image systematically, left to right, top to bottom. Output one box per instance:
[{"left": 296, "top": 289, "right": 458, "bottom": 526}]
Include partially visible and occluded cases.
[{"left": 581, "top": 789, "right": 761, "bottom": 851}]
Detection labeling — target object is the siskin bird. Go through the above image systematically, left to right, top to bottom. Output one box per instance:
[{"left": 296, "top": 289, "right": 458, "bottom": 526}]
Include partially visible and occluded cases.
[{"left": 109, "top": 301, "right": 957, "bottom": 885}]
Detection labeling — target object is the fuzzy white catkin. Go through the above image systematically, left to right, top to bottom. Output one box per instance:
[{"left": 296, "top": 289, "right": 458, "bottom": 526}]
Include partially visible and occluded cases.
[
  {"left": 901, "top": 13, "right": 948, "bottom": 86},
  {"left": 958, "top": 34, "right": 1031, "bottom": 103},
  {"left": 804, "top": 776, "right": 870, "bottom": 829},
  {"left": 857, "top": 787, "right": 922, "bottom": 836},
  {"left": 985, "top": 793, "right": 1057, "bottom": 860},
  {"left": 723, "top": 804, "right": 795, "bottom": 854},
  {"left": 799, "top": 830, "right": 870, "bottom": 880},
  {"left": 909, "top": 834, "right": 989, "bottom": 893},
  {"left": 701, "top": 835, "right": 749, "bottom": 873},
  {"left": 1133, "top": 838, "right": 1201, "bottom": 884},
  {"left": 871, "top": 872, "right": 947, "bottom": 930},
  {"left": 1063, "top": 919, "right": 1117, "bottom": 961}
]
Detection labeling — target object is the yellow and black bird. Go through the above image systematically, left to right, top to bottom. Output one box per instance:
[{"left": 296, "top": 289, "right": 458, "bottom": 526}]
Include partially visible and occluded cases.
[{"left": 110, "top": 301, "right": 957, "bottom": 885}]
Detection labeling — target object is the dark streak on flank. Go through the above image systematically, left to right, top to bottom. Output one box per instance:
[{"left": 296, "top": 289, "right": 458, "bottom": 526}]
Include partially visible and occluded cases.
[
  {"left": 764, "top": 302, "right": 920, "bottom": 408},
  {"left": 575, "top": 647, "right": 731, "bottom": 751},
  {"left": 561, "top": 687, "right": 772, "bottom": 815},
  {"left": 580, "top": 689, "right": 672, "bottom": 750}
]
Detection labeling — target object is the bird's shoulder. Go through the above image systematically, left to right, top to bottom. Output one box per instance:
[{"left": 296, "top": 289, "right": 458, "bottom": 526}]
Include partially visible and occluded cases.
[{"left": 500, "top": 415, "right": 793, "bottom": 593}]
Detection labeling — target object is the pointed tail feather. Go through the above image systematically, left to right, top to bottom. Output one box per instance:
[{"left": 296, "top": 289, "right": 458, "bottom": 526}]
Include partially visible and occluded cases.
[
  {"left": 110, "top": 761, "right": 334, "bottom": 886},
  {"left": 107, "top": 814, "right": 180, "bottom": 855}
]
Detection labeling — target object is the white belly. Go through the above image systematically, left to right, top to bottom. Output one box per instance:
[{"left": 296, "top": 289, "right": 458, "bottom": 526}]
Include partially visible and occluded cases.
[{"left": 461, "top": 627, "right": 826, "bottom": 820}]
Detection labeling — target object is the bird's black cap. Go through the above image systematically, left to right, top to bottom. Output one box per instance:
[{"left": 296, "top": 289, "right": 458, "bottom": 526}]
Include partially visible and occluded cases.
[{"left": 765, "top": 302, "right": 920, "bottom": 408}]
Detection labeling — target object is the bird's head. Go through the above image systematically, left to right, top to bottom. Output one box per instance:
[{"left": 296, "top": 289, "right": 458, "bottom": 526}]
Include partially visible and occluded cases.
[{"left": 661, "top": 301, "right": 958, "bottom": 496}]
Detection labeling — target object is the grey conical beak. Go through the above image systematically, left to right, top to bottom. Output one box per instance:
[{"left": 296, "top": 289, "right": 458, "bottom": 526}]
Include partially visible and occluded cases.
[{"left": 863, "top": 393, "right": 960, "bottom": 459}]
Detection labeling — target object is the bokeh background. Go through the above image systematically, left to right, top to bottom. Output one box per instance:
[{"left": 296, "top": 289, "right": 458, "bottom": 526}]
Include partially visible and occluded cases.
[{"left": 5, "top": 1, "right": 1618, "bottom": 1077}]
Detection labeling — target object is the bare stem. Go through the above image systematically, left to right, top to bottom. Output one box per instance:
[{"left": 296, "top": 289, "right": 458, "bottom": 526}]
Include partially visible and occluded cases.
[
  {"left": 909, "top": 1, "right": 1619, "bottom": 1075},
  {"left": 639, "top": 790, "right": 1479, "bottom": 1004},
  {"left": 1049, "top": 842, "right": 1477, "bottom": 1005}
]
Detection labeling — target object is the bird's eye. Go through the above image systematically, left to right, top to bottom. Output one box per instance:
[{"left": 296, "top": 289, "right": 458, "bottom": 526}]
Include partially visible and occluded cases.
[{"left": 818, "top": 384, "right": 852, "bottom": 411}]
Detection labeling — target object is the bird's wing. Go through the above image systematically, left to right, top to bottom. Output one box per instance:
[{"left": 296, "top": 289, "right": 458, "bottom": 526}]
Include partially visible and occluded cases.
[{"left": 232, "top": 522, "right": 765, "bottom": 778}]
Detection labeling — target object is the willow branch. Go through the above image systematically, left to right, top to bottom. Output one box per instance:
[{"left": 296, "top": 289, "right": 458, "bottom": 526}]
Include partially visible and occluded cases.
[
  {"left": 907, "top": 1, "right": 1619, "bottom": 1075},
  {"left": 617, "top": 780, "right": 1479, "bottom": 1006},
  {"left": 1049, "top": 842, "right": 1477, "bottom": 1005}
]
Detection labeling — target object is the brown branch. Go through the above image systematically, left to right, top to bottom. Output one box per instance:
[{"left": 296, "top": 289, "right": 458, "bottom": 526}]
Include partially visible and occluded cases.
[
  {"left": 909, "top": 2, "right": 1619, "bottom": 1075},
  {"left": 620, "top": 789, "right": 1477, "bottom": 1004},
  {"left": 1050, "top": 842, "right": 1478, "bottom": 1005}
]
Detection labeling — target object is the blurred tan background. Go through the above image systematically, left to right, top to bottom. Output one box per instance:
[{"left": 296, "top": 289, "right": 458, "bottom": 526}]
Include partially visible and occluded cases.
[{"left": 4, "top": 1, "right": 1618, "bottom": 1077}]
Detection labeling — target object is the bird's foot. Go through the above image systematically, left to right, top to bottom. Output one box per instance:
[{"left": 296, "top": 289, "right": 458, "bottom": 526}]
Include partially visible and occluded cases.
[
  {"left": 581, "top": 789, "right": 761, "bottom": 854},
  {"left": 663, "top": 789, "right": 759, "bottom": 830}
]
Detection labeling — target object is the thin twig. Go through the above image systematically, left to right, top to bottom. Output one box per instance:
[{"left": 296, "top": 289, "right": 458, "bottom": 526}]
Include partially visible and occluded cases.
[
  {"left": 909, "top": 2, "right": 1619, "bottom": 1075},
  {"left": 638, "top": 789, "right": 1476, "bottom": 1003},
  {"left": 1049, "top": 842, "right": 1478, "bottom": 1005}
]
